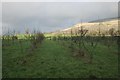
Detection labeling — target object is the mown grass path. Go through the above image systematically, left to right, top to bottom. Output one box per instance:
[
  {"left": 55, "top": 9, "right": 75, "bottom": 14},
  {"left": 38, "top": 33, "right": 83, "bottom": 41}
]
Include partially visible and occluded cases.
[
  {"left": 3, "top": 40, "right": 118, "bottom": 78},
  {"left": 27, "top": 40, "right": 85, "bottom": 78}
]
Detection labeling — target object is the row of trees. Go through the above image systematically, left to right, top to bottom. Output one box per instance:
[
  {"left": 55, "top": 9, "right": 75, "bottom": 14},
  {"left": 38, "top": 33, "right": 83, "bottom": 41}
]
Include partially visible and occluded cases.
[
  {"left": 47, "top": 25, "right": 119, "bottom": 63},
  {"left": 2, "top": 29, "right": 45, "bottom": 54}
]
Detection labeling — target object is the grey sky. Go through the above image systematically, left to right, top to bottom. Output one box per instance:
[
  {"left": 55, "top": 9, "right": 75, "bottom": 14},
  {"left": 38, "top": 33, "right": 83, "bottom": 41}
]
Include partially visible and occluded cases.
[{"left": 2, "top": 2, "right": 118, "bottom": 34}]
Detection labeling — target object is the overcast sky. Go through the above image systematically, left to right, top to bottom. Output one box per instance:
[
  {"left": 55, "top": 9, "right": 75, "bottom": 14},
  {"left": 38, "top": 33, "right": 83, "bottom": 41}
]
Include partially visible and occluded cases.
[{"left": 2, "top": 2, "right": 118, "bottom": 34}]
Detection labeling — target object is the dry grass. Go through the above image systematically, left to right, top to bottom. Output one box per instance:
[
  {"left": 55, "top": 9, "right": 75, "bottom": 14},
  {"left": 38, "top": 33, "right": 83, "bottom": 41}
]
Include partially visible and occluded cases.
[{"left": 51, "top": 19, "right": 119, "bottom": 36}]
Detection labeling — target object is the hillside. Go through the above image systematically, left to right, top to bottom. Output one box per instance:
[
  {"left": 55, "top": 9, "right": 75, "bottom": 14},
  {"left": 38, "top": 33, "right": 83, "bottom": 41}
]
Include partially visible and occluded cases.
[{"left": 50, "top": 18, "right": 119, "bottom": 36}]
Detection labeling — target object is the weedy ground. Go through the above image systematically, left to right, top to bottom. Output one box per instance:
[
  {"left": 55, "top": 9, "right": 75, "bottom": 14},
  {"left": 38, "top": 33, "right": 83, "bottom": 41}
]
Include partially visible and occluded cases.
[{"left": 2, "top": 39, "right": 118, "bottom": 78}]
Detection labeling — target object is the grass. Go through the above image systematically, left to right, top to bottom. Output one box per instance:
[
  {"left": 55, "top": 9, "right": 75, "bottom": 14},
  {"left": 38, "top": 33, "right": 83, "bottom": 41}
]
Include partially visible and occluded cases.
[{"left": 2, "top": 39, "right": 118, "bottom": 78}]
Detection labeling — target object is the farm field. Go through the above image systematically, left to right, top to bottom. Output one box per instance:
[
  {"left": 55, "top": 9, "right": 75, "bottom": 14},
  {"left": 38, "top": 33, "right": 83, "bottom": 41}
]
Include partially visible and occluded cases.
[
  {"left": 1, "top": 2, "right": 120, "bottom": 79},
  {"left": 2, "top": 37, "right": 118, "bottom": 78}
]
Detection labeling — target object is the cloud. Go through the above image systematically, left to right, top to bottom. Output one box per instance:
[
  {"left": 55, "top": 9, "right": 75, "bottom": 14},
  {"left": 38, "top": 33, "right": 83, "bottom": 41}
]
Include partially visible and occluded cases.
[
  {"left": 1, "top": 0, "right": 119, "bottom": 2},
  {"left": 2, "top": 2, "right": 118, "bottom": 33}
]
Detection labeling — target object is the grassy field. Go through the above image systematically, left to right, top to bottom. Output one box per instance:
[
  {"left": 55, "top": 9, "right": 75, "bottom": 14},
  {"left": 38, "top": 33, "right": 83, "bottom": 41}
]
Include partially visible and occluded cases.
[{"left": 2, "top": 38, "right": 118, "bottom": 78}]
